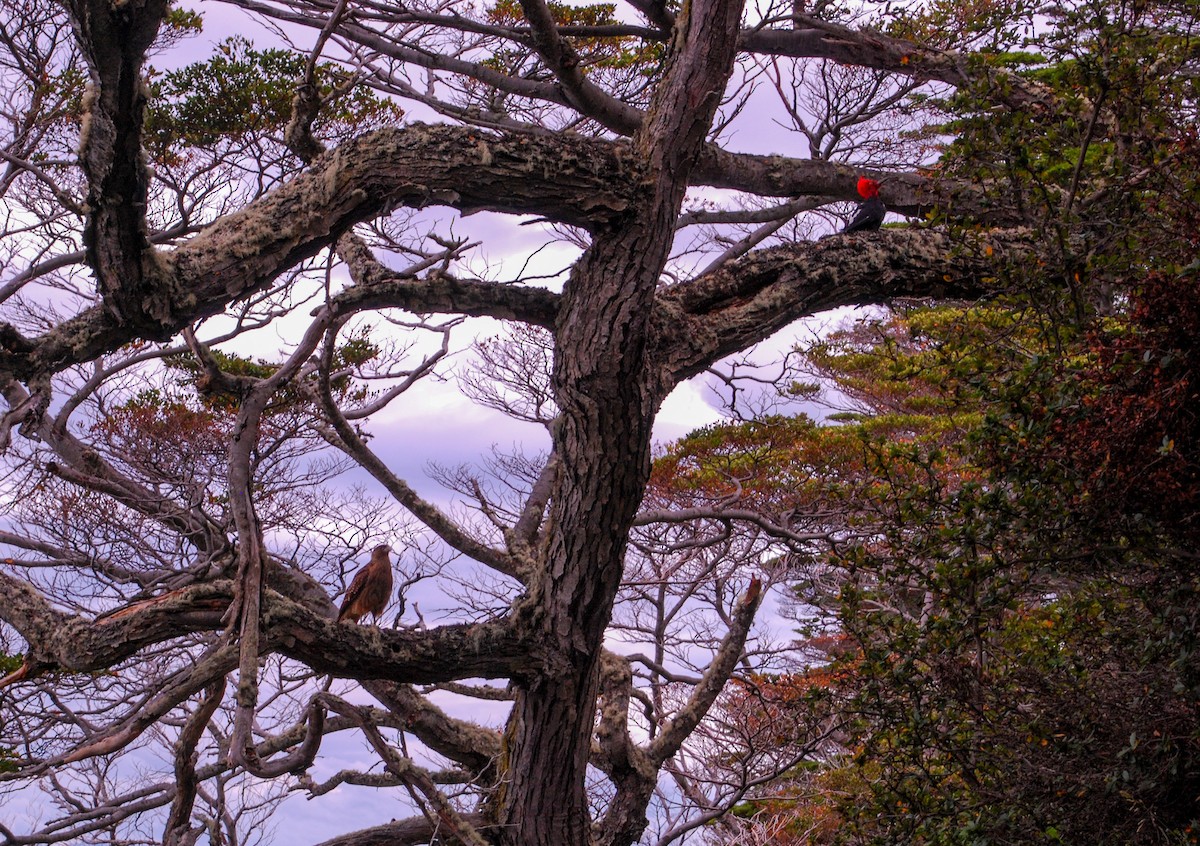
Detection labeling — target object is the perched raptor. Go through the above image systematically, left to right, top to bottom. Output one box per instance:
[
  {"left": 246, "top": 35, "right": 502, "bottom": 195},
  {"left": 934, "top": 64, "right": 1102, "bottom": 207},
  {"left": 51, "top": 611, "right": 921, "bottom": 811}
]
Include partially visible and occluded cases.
[{"left": 337, "top": 544, "right": 393, "bottom": 624}]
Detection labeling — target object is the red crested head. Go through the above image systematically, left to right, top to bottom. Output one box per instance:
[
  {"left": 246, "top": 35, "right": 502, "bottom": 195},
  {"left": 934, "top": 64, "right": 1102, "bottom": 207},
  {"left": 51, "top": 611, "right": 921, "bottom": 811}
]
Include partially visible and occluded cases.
[{"left": 857, "top": 176, "right": 880, "bottom": 199}]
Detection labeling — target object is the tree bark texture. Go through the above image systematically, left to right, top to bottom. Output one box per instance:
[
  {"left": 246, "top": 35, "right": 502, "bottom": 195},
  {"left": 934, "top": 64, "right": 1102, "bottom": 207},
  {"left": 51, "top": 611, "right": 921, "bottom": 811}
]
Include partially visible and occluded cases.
[{"left": 494, "top": 2, "right": 749, "bottom": 841}]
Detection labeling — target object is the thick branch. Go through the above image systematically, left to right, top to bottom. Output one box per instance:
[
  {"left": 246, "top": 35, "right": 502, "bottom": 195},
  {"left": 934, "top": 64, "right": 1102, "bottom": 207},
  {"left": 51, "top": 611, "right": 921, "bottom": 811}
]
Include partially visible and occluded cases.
[
  {"left": 65, "top": 0, "right": 167, "bottom": 330},
  {"left": 517, "top": 0, "right": 643, "bottom": 134},
  {"left": 636, "top": 0, "right": 745, "bottom": 181},
  {"left": 740, "top": 17, "right": 1066, "bottom": 115},
  {"left": 0, "top": 124, "right": 628, "bottom": 384},
  {"left": 1, "top": 124, "right": 1018, "bottom": 389},
  {"left": 693, "top": 145, "right": 1018, "bottom": 225},
  {"left": 652, "top": 227, "right": 1041, "bottom": 383},
  {"left": 333, "top": 233, "right": 560, "bottom": 328},
  {"left": 222, "top": 304, "right": 340, "bottom": 766},
  {"left": 510, "top": 452, "right": 559, "bottom": 553},
  {"left": 634, "top": 505, "right": 832, "bottom": 545},
  {"left": 0, "top": 573, "right": 536, "bottom": 685},
  {"left": 0, "top": 573, "right": 228, "bottom": 675},
  {"left": 270, "top": 589, "right": 534, "bottom": 682},
  {"left": 592, "top": 651, "right": 658, "bottom": 846},
  {"left": 592, "top": 651, "right": 644, "bottom": 778},
  {"left": 164, "top": 678, "right": 226, "bottom": 846},
  {"left": 362, "top": 680, "right": 502, "bottom": 776},
  {"left": 320, "top": 694, "right": 491, "bottom": 846},
  {"left": 310, "top": 815, "right": 491, "bottom": 846}
]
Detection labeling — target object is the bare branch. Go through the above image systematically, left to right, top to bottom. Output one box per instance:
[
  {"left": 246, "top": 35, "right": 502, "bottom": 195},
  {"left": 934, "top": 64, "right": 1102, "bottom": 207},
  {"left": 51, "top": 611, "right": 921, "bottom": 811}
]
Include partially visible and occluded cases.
[
  {"left": 516, "top": 0, "right": 642, "bottom": 133},
  {"left": 316, "top": 314, "right": 520, "bottom": 578},
  {"left": 650, "top": 577, "right": 763, "bottom": 764},
  {"left": 164, "top": 678, "right": 227, "bottom": 846},
  {"left": 319, "top": 693, "right": 492, "bottom": 846}
]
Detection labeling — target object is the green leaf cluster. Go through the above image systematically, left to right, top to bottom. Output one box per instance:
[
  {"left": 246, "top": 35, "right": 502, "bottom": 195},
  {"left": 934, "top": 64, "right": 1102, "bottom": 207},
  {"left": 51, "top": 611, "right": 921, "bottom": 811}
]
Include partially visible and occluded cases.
[
  {"left": 144, "top": 36, "right": 402, "bottom": 160},
  {"left": 826, "top": 303, "right": 1198, "bottom": 844},
  {"left": 163, "top": 331, "right": 379, "bottom": 413}
]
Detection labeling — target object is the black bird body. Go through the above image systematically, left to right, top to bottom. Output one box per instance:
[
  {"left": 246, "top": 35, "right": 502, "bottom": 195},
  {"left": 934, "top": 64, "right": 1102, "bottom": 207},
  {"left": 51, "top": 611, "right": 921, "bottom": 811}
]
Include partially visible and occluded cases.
[
  {"left": 841, "top": 176, "right": 886, "bottom": 233},
  {"left": 842, "top": 195, "right": 886, "bottom": 233}
]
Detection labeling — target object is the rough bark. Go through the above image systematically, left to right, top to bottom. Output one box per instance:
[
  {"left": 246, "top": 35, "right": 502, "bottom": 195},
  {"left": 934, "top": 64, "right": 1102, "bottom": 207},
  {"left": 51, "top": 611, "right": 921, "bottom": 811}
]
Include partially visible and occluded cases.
[
  {"left": 65, "top": 0, "right": 168, "bottom": 331},
  {"left": 494, "top": 2, "right": 748, "bottom": 843},
  {"left": 0, "top": 122, "right": 1022, "bottom": 389},
  {"left": 654, "top": 227, "right": 1040, "bottom": 381},
  {"left": 0, "top": 572, "right": 536, "bottom": 686},
  {"left": 310, "top": 815, "right": 492, "bottom": 846}
]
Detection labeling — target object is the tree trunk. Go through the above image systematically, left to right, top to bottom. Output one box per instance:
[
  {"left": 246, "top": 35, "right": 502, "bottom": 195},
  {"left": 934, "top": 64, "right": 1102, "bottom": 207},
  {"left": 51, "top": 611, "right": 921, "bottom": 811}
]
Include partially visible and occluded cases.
[
  {"left": 494, "top": 1, "right": 748, "bottom": 839},
  {"left": 497, "top": 220, "right": 665, "bottom": 842}
]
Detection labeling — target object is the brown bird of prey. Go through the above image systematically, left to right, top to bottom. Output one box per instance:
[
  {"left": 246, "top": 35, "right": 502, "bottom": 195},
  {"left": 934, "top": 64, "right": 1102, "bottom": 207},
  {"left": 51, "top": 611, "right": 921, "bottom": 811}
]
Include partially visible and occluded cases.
[{"left": 337, "top": 544, "right": 393, "bottom": 624}]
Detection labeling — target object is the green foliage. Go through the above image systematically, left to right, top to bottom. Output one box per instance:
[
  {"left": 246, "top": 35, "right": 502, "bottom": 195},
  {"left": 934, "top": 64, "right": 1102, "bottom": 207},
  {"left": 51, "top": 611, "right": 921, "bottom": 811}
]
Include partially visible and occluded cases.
[
  {"left": 898, "top": 0, "right": 1198, "bottom": 316},
  {"left": 158, "top": 2, "right": 204, "bottom": 48},
  {"left": 163, "top": 5, "right": 203, "bottom": 35},
  {"left": 145, "top": 36, "right": 402, "bottom": 160},
  {"left": 148, "top": 37, "right": 305, "bottom": 148},
  {"left": 981, "top": 269, "right": 1200, "bottom": 551},
  {"left": 696, "top": 278, "right": 1200, "bottom": 843},
  {"left": 815, "top": 298, "right": 1200, "bottom": 844},
  {"left": 163, "top": 331, "right": 379, "bottom": 412},
  {"left": 832, "top": 450, "right": 1200, "bottom": 843},
  {"left": 0, "top": 654, "right": 22, "bottom": 773}
]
